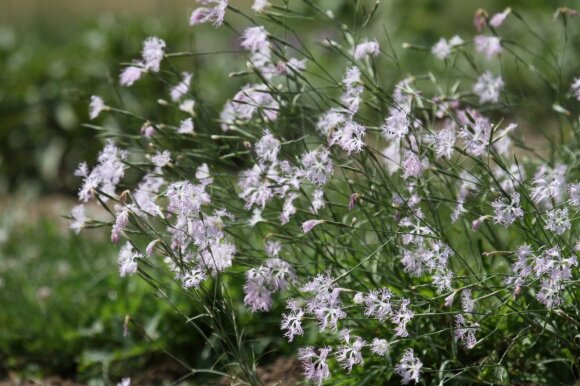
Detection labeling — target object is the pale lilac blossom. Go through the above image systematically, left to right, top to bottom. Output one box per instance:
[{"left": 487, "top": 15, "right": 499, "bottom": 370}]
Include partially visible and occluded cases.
[
  {"left": 189, "top": 0, "right": 227, "bottom": 27},
  {"left": 252, "top": 0, "right": 269, "bottom": 12},
  {"left": 489, "top": 8, "right": 511, "bottom": 28},
  {"left": 474, "top": 35, "right": 502, "bottom": 59},
  {"left": 142, "top": 37, "right": 165, "bottom": 72},
  {"left": 353, "top": 39, "right": 379, "bottom": 60},
  {"left": 120, "top": 63, "right": 143, "bottom": 87},
  {"left": 473, "top": 71, "right": 504, "bottom": 103},
  {"left": 170, "top": 72, "right": 193, "bottom": 101},
  {"left": 571, "top": 77, "right": 580, "bottom": 101},
  {"left": 89, "top": 95, "right": 105, "bottom": 120},
  {"left": 382, "top": 109, "right": 409, "bottom": 139},
  {"left": 178, "top": 118, "right": 194, "bottom": 134},
  {"left": 330, "top": 120, "right": 366, "bottom": 154},
  {"left": 433, "top": 123, "right": 456, "bottom": 159},
  {"left": 255, "top": 130, "right": 280, "bottom": 163},
  {"left": 301, "top": 148, "right": 333, "bottom": 185},
  {"left": 402, "top": 151, "right": 424, "bottom": 179},
  {"left": 530, "top": 164, "right": 567, "bottom": 205},
  {"left": 569, "top": 183, "right": 580, "bottom": 206},
  {"left": 492, "top": 192, "right": 524, "bottom": 226},
  {"left": 69, "top": 205, "right": 86, "bottom": 234},
  {"left": 111, "top": 205, "right": 130, "bottom": 243},
  {"left": 544, "top": 208, "right": 570, "bottom": 235},
  {"left": 302, "top": 219, "right": 324, "bottom": 233},
  {"left": 118, "top": 242, "right": 141, "bottom": 277},
  {"left": 181, "top": 267, "right": 207, "bottom": 289},
  {"left": 461, "top": 289, "right": 475, "bottom": 313},
  {"left": 281, "top": 299, "right": 304, "bottom": 341},
  {"left": 454, "top": 314, "right": 479, "bottom": 349},
  {"left": 336, "top": 330, "right": 365, "bottom": 372},
  {"left": 371, "top": 338, "right": 389, "bottom": 356},
  {"left": 298, "top": 346, "right": 332, "bottom": 385},
  {"left": 395, "top": 349, "right": 422, "bottom": 384}
]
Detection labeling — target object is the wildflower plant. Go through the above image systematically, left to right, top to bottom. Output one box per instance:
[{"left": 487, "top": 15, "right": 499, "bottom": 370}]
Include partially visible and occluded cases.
[{"left": 71, "top": 2, "right": 580, "bottom": 384}]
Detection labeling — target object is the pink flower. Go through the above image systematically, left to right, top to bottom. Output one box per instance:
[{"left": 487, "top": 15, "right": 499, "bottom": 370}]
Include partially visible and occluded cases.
[
  {"left": 489, "top": 8, "right": 511, "bottom": 28},
  {"left": 474, "top": 35, "right": 502, "bottom": 59},
  {"left": 353, "top": 39, "right": 380, "bottom": 60},
  {"left": 119, "top": 63, "right": 143, "bottom": 87},
  {"left": 302, "top": 219, "right": 324, "bottom": 233}
]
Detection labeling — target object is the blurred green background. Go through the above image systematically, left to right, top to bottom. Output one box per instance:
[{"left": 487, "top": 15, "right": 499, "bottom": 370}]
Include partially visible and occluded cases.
[{"left": 0, "top": 0, "right": 578, "bottom": 384}]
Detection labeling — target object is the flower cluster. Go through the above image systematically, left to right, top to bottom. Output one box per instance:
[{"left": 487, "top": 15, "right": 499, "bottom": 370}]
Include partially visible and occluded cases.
[{"left": 71, "top": 3, "right": 580, "bottom": 385}]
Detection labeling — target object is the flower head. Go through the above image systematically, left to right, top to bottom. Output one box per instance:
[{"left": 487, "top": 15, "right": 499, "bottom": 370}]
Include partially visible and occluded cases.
[{"left": 395, "top": 349, "right": 422, "bottom": 384}]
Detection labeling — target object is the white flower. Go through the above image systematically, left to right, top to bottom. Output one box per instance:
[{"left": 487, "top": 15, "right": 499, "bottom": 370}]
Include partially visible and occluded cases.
[
  {"left": 190, "top": 0, "right": 227, "bottom": 27},
  {"left": 252, "top": 0, "right": 269, "bottom": 12},
  {"left": 489, "top": 8, "right": 511, "bottom": 28},
  {"left": 241, "top": 26, "right": 269, "bottom": 53},
  {"left": 449, "top": 35, "right": 464, "bottom": 46},
  {"left": 474, "top": 35, "right": 502, "bottom": 59},
  {"left": 142, "top": 36, "right": 165, "bottom": 72},
  {"left": 431, "top": 36, "right": 463, "bottom": 60},
  {"left": 431, "top": 38, "right": 451, "bottom": 60},
  {"left": 353, "top": 39, "right": 379, "bottom": 60},
  {"left": 119, "top": 63, "right": 143, "bottom": 87},
  {"left": 343, "top": 66, "right": 361, "bottom": 87},
  {"left": 473, "top": 71, "right": 504, "bottom": 103},
  {"left": 170, "top": 72, "right": 193, "bottom": 101},
  {"left": 571, "top": 77, "right": 580, "bottom": 101},
  {"left": 89, "top": 95, "right": 105, "bottom": 120},
  {"left": 180, "top": 99, "right": 196, "bottom": 115},
  {"left": 316, "top": 108, "right": 347, "bottom": 137},
  {"left": 382, "top": 109, "right": 409, "bottom": 139},
  {"left": 178, "top": 117, "right": 195, "bottom": 134},
  {"left": 459, "top": 117, "right": 491, "bottom": 157},
  {"left": 330, "top": 120, "right": 366, "bottom": 154},
  {"left": 433, "top": 124, "right": 456, "bottom": 159},
  {"left": 255, "top": 130, "right": 280, "bottom": 163},
  {"left": 78, "top": 140, "right": 128, "bottom": 202},
  {"left": 382, "top": 140, "right": 401, "bottom": 175},
  {"left": 301, "top": 148, "right": 333, "bottom": 185},
  {"left": 151, "top": 150, "right": 171, "bottom": 169},
  {"left": 402, "top": 151, "right": 424, "bottom": 180},
  {"left": 196, "top": 163, "right": 213, "bottom": 185},
  {"left": 530, "top": 164, "right": 567, "bottom": 206},
  {"left": 165, "top": 181, "right": 210, "bottom": 218},
  {"left": 569, "top": 183, "right": 580, "bottom": 206},
  {"left": 311, "top": 189, "right": 325, "bottom": 214},
  {"left": 492, "top": 192, "right": 524, "bottom": 227},
  {"left": 69, "top": 205, "right": 86, "bottom": 234},
  {"left": 111, "top": 205, "right": 130, "bottom": 243},
  {"left": 545, "top": 208, "right": 570, "bottom": 235},
  {"left": 302, "top": 219, "right": 324, "bottom": 233},
  {"left": 199, "top": 240, "right": 236, "bottom": 275},
  {"left": 265, "top": 240, "right": 282, "bottom": 257},
  {"left": 118, "top": 242, "right": 141, "bottom": 277},
  {"left": 181, "top": 267, "right": 207, "bottom": 289},
  {"left": 363, "top": 288, "right": 393, "bottom": 321},
  {"left": 461, "top": 289, "right": 475, "bottom": 313},
  {"left": 281, "top": 300, "right": 304, "bottom": 341},
  {"left": 454, "top": 314, "right": 479, "bottom": 349},
  {"left": 336, "top": 332, "right": 365, "bottom": 372},
  {"left": 370, "top": 338, "right": 389, "bottom": 356},
  {"left": 298, "top": 346, "right": 332, "bottom": 384},
  {"left": 395, "top": 349, "right": 422, "bottom": 384},
  {"left": 117, "top": 378, "right": 131, "bottom": 386}
]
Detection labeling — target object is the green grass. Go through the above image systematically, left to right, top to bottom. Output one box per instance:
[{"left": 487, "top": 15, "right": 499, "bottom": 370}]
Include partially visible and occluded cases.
[{"left": 0, "top": 199, "right": 205, "bottom": 384}]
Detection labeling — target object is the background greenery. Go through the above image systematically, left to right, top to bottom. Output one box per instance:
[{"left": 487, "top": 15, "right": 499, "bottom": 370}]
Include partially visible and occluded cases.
[{"left": 0, "top": 0, "right": 578, "bottom": 383}]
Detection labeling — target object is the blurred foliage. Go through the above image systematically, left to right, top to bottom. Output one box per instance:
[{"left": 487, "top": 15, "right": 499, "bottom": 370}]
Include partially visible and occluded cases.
[{"left": 0, "top": 200, "right": 214, "bottom": 383}]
